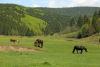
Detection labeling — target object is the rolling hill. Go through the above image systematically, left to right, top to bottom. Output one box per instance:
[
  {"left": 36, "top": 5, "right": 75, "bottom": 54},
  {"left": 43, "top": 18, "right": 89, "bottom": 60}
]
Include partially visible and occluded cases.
[
  {"left": 0, "top": 4, "right": 100, "bottom": 36},
  {"left": 0, "top": 4, "right": 47, "bottom": 36}
]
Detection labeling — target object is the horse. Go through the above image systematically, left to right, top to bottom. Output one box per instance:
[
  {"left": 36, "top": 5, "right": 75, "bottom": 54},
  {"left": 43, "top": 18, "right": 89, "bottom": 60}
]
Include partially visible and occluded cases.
[
  {"left": 10, "top": 39, "right": 19, "bottom": 44},
  {"left": 34, "top": 39, "right": 43, "bottom": 48},
  {"left": 72, "top": 45, "right": 88, "bottom": 54}
]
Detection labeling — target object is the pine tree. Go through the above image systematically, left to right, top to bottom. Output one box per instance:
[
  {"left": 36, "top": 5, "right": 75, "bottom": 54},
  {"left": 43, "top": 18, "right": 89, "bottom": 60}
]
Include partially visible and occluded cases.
[
  {"left": 91, "top": 10, "right": 100, "bottom": 33},
  {"left": 77, "top": 16, "right": 84, "bottom": 28},
  {"left": 69, "top": 17, "right": 76, "bottom": 27}
]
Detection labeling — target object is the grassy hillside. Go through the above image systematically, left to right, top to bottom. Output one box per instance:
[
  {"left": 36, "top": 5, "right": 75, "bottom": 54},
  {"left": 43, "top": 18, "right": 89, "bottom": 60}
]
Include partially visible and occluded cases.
[
  {"left": 0, "top": 4, "right": 100, "bottom": 36},
  {"left": 21, "top": 14, "right": 47, "bottom": 35}
]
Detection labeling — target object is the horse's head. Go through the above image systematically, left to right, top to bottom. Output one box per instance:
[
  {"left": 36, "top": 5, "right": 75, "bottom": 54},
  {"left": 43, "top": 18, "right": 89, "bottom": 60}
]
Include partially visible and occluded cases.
[
  {"left": 34, "top": 40, "right": 38, "bottom": 44},
  {"left": 84, "top": 47, "right": 88, "bottom": 52}
]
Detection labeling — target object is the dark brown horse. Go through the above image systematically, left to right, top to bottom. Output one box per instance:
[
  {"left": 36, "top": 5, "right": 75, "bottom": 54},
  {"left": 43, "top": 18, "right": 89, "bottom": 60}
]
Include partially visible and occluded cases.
[
  {"left": 10, "top": 39, "right": 19, "bottom": 44},
  {"left": 34, "top": 39, "right": 43, "bottom": 48},
  {"left": 72, "top": 45, "right": 88, "bottom": 54}
]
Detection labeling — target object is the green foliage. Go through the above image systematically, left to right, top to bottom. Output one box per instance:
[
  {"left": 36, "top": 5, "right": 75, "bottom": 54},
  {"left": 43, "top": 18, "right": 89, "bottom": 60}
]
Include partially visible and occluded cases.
[
  {"left": 0, "top": 4, "right": 25, "bottom": 35},
  {"left": 77, "top": 10, "right": 100, "bottom": 38},
  {"left": 91, "top": 11, "right": 100, "bottom": 33},
  {"left": 77, "top": 16, "right": 85, "bottom": 28},
  {"left": 69, "top": 17, "right": 77, "bottom": 27},
  {"left": 95, "top": 18, "right": 100, "bottom": 32},
  {"left": 78, "top": 24, "right": 90, "bottom": 38}
]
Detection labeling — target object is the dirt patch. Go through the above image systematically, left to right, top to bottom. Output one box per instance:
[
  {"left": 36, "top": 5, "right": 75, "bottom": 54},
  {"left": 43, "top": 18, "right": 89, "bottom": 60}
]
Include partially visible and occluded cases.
[{"left": 0, "top": 46, "right": 39, "bottom": 52}]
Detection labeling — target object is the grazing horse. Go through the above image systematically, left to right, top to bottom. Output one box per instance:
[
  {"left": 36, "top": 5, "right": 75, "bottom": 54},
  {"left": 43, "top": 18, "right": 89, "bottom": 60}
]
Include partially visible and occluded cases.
[
  {"left": 10, "top": 39, "right": 19, "bottom": 44},
  {"left": 34, "top": 39, "right": 43, "bottom": 48},
  {"left": 72, "top": 45, "right": 87, "bottom": 54}
]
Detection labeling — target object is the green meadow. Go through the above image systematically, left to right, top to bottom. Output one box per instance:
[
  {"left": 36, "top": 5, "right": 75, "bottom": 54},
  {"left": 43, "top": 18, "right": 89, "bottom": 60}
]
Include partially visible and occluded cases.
[{"left": 0, "top": 36, "right": 100, "bottom": 67}]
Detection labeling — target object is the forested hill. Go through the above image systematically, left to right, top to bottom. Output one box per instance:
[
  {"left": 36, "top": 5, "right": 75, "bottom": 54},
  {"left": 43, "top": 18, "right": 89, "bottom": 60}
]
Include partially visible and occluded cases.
[
  {"left": 0, "top": 4, "right": 100, "bottom": 36},
  {"left": 35, "top": 7, "right": 100, "bottom": 16}
]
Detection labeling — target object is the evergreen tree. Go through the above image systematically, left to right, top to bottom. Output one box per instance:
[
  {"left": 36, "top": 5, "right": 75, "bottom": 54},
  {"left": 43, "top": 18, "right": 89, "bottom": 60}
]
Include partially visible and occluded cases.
[
  {"left": 77, "top": 16, "right": 84, "bottom": 28},
  {"left": 69, "top": 17, "right": 76, "bottom": 27}
]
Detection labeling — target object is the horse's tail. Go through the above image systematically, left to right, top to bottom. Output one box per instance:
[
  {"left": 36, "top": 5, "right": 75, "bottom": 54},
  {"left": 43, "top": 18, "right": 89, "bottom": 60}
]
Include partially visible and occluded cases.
[{"left": 40, "top": 40, "right": 43, "bottom": 48}]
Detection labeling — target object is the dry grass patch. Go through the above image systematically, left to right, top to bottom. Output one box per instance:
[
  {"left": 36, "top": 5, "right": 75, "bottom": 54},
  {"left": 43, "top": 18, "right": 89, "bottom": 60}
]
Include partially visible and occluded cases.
[{"left": 0, "top": 45, "right": 39, "bottom": 52}]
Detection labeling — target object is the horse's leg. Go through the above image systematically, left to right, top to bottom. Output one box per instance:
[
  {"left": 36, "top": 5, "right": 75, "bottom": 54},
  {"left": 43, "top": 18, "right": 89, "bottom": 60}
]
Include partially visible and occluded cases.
[
  {"left": 40, "top": 42, "right": 43, "bottom": 48},
  {"left": 36, "top": 43, "right": 39, "bottom": 47},
  {"left": 38, "top": 43, "right": 40, "bottom": 47},
  {"left": 34, "top": 44, "right": 37, "bottom": 47},
  {"left": 40, "top": 44, "right": 43, "bottom": 48},
  {"left": 72, "top": 48, "right": 75, "bottom": 53},
  {"left": 80, "top": 50, "right": 83, "bottom": 54}
]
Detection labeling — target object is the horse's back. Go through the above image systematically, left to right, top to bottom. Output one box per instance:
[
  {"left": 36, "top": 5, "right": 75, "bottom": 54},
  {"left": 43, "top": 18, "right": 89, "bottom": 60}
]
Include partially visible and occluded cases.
[
  {"left": 10, "top": 39, "right": 19, "bottom": 43},
  {"left": 10, "top": 39, "right": 16, "bottom": 42},
  {"left": 36, "top": 39, "right": 43, "bottom": 43},
  {"left": 74, "top": 45, "right": 85, "bottom": 49}
]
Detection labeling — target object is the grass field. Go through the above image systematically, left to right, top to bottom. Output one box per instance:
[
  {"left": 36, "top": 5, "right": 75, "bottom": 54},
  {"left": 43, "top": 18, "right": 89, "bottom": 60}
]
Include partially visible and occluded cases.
[{"left": 0, "top": 36, "right": 100, "bottom": 67}]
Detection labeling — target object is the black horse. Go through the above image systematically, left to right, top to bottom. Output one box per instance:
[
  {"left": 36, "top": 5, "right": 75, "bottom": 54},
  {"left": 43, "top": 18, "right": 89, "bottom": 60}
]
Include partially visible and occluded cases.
[
  {"left": 34, "top": 39, "right": 43, "bottom": 48},
  {"left": 72, "top": 45, "right": 88, "bottom": 54}
]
